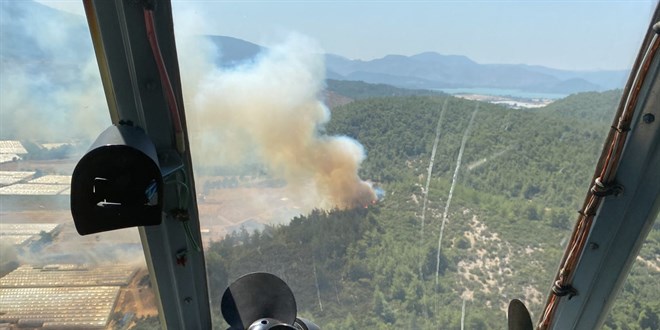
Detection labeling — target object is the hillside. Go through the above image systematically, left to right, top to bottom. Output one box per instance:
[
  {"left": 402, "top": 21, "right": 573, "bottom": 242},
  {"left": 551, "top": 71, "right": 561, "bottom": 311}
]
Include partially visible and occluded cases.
[
  {"left": 206, "top": 35, "right": 264, "bottom": 68},
  {"left": 325, "top": 79, "right": 443, "bottom": 100},
  {"left": 204, "top": 89, "right": 659, "bottom": 329},
  {"left": 539, "top": 90, "right": 623, "bottom": 123}
]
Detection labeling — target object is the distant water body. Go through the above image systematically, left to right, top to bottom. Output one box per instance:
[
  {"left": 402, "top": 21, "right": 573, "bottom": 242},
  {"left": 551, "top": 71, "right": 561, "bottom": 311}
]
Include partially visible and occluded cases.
[{"left": 437, "top": 88, "right": 568, "bottom": 100}]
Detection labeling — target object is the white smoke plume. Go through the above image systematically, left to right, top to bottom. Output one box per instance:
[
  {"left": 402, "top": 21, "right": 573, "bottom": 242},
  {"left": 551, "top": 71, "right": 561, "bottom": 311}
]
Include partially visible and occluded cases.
[
  {"left": 0, "top": 1, "right": 107, "bottom": 142},
  {"left": 177, "top": 33, "right": 376, "bottom": 210}
]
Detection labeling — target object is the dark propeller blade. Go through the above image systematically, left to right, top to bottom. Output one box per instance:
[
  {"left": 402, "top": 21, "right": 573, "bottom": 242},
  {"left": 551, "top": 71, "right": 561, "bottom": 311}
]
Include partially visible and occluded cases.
[
  {"left": 221, "top": 272, "right": 297, "bottom": 330},
  {"left": 508, "top": 299, "right": 534, "bottom": 330}
]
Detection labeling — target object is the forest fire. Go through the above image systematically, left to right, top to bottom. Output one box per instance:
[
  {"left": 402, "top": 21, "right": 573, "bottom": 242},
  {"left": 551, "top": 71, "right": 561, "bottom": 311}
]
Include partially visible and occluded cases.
[{"left": 363, "top": 185, "right": 384, "bottom": 208}]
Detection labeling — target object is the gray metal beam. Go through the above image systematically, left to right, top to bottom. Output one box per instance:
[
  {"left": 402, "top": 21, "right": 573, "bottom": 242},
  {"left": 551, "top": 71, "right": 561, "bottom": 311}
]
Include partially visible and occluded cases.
[
  {"left": 83, "top": 0, "right": 211, "bottom": 329},
  {"left": 549, "top": 29, "right": 660, "bottom": 330}
]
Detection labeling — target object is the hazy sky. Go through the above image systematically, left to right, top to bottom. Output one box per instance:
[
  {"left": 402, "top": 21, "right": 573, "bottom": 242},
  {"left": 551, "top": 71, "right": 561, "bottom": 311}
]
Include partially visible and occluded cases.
[{"left": 36, "top": 0, "right": 656, "bottom": 70}]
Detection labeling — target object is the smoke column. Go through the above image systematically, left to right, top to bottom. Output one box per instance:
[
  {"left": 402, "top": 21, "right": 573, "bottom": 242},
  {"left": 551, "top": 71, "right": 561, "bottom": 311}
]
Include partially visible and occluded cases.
[
  {"left": 177, "top": 32, "right": 376, "bottom": 210},
  {"left": 435, "top": 104, "right": 479, "bottom": 286}
]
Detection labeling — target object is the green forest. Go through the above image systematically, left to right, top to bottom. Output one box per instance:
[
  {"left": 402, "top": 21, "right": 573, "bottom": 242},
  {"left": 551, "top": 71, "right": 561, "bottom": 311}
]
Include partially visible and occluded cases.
[{"left": 200, "top": 83, "right": 658, "bottom": 329}]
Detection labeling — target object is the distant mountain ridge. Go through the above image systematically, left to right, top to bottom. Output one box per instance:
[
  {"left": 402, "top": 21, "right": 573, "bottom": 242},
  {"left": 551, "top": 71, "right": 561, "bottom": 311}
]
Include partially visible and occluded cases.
[
  {"left": 0, "top": 1, "right": 629, "bottom": 96},
  {"left": 207, "top": 35, "right": 628, "bottom": 95}
]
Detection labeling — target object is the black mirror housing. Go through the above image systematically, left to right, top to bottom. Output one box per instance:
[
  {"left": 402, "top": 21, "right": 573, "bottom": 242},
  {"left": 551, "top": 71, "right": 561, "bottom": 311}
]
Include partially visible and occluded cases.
[{"left": 71, "top": 125, "right": 163, "bottom": 235}]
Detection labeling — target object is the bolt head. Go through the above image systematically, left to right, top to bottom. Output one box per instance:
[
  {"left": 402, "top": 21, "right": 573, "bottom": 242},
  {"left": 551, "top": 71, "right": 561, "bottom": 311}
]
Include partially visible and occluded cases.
[{"left": 643, "top": 113, "right": 655, "bottom": 124}]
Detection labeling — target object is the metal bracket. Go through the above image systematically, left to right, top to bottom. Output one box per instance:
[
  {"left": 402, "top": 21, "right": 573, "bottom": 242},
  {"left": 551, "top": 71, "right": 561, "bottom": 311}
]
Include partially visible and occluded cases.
[
  {"left": 83, "top": 0, "right": 211, "bottom": 328},
  {"left": 590, "top": 177, "right": 624, "bottom": 197}
]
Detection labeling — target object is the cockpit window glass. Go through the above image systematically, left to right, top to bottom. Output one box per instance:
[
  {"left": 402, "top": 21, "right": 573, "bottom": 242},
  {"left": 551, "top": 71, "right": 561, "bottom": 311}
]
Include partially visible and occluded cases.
[
  {"left": 1, "top": 1, "right": 160, "bottom": 329},
  {"left": 3, "top": 1, "right": 655, "bottom": 330},
  {"left": 172, "top": 2, "right": 656, "bottom": 329}
]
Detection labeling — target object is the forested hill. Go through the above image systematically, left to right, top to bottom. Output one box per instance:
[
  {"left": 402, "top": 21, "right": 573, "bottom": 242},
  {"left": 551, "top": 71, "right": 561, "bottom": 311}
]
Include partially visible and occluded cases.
[
  {"left": 325, "top": 79, "right": 444, "bottom": 100},
  {"left": 204, "top": 89, "right": 659, "bottom": 329},
  {"left": 539, "top": 90, "right": 623, "bottom": 123},
  {"left": 327, "top": 95, "right": 606, "bottom": 210}
]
